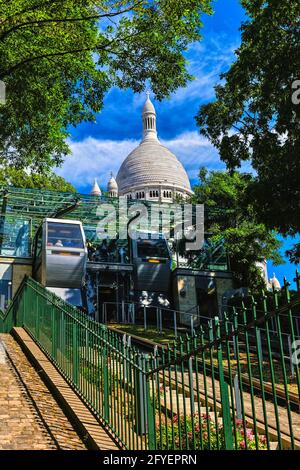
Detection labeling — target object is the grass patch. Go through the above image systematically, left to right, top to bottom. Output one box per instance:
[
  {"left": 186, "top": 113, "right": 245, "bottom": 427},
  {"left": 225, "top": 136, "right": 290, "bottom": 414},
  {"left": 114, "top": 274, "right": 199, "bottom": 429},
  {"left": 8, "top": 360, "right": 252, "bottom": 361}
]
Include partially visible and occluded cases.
[{"left": 109, "top": 324, "right": 181, "bottom": 345}]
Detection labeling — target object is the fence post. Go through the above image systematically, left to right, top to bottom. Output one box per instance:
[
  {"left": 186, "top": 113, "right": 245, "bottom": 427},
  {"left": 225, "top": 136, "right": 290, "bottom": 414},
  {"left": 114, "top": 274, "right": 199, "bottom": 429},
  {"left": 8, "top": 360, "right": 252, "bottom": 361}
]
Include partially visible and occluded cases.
[
  {"left": 35, "top": 294, "right": 40, "bottom": 340},
  {"left": 122, "top": 300, "right": 125, "bottom": 323},
  {"left": 51, "top": 306, "right": 56, "bottom": 359},
  {"left": 144, "top": 306, "right": 147, "bottom": 330},
  {"left": 159, "top": 309, "right": 163, "bottom": 334},
  {"left": 173, "top": 311, "right": 178, "bottom": 338},
  {"left": 190, "top": 315, "right": 194, "bottom": 335},
  {"left": 215, "top": 318, "right": 233, "bottom": 450},
  {"left": 72, "top": 320, "right": 79, "bottom": 385},
  {"left": 257, "top": 328, "right": 263, "bottom": 360},
  {"left": 103, "top": 330, "right": 110, "bottom": 421},
  {"left": 288, "top": 335, "right": 295, "bottom": 378},
  {"left": 134, "top": 354, "right": 148, "bottom": 436},
  {"left": 188, "top": 356, "right": 195, "bottom": 416},
  {"left": 145, "top": 357, "right": 156, "bottom": 450},
  {"left": 233, "top": 374, "right": 242, "bottom": 420}
]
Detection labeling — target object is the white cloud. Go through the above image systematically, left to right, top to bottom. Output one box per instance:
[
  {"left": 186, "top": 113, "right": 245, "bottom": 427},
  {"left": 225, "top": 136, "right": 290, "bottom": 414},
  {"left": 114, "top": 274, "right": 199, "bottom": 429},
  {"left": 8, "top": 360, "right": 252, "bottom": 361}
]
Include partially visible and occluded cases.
[
  {"left": 170, "top": 37, "right": 239, "bottom": 104},
  {"left": 55, "top": 131, "right": 224, "bottom": 192},
  {"left": 55, "top": 137, "right": 137, "bottom": 190}
]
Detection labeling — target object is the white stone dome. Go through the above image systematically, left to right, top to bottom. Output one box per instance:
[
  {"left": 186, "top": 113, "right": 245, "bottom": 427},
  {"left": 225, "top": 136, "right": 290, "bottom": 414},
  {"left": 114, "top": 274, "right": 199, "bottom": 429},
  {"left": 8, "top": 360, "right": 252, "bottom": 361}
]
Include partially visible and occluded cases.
[
  {"left": 116, "top": 94, "right": 192, "bottom": 197},
  {"left": 117, "top": 140, "right": 192, "bottom": 194},
  {"left": 107, "top": 174, "right": 118, "bottom": 191}
]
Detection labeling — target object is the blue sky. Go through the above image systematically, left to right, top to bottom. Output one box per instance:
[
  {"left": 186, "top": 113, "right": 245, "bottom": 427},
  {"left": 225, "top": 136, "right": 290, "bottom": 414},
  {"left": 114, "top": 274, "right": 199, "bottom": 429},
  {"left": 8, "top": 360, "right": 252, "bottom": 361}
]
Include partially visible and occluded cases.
[{"left": 55, "top": 0, "right": 298, "bottom": 287}]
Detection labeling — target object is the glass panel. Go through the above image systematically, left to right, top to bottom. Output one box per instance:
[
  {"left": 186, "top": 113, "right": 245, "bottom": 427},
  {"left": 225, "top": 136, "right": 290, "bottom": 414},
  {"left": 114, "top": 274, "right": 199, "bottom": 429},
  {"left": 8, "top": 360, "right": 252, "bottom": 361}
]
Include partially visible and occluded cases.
[
  {"left": 0, "top": 218, "right": 31, "bottom": 257},
  {"left": 47, "top": 222, "right": 84, "bottom": 248},
  {"left": 89, "top": 239, "right": 130, "bottom": 264},
  {"left": 137, "top": 239, "right": 169, "bottom": 258},
  {"left": 0, "top": 280, "right": 12, "bottom": 309}
]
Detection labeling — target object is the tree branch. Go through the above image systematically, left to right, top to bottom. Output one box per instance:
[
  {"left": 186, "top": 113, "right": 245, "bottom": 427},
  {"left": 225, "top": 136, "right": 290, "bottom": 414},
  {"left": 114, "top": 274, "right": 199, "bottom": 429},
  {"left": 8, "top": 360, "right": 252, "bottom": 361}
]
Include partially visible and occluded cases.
[
  {"left": 0, "top": 1, "right": 143, "bottom": 41},
  {"left": 0, "top": 29, "right": 141, "bottom": 79},
  {"left": 1, "top": 47, "right": 98, "bottom": 79}
]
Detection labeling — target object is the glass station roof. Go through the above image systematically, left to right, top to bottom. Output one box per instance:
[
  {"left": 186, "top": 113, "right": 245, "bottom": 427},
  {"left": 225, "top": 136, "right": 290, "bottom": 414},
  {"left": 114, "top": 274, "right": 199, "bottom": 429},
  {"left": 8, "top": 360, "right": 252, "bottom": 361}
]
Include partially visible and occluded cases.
[{"left": 0, "top": 186, "right": 228, "bottom": 271}]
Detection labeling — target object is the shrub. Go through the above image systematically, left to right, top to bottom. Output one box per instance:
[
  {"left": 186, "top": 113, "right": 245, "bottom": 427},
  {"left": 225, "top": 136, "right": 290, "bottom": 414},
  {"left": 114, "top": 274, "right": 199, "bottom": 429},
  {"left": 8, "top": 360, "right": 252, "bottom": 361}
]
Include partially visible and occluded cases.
[{"left": 156, "top": 414, "right": 267, "bottom": 450}]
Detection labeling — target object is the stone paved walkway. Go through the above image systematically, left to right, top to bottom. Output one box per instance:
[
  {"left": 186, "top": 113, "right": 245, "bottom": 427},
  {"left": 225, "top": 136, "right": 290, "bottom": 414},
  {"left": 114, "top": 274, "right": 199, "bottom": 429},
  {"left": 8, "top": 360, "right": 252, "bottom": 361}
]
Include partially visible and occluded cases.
[{"left": 0, "top": 334, "right": 86, "bottom": 450}]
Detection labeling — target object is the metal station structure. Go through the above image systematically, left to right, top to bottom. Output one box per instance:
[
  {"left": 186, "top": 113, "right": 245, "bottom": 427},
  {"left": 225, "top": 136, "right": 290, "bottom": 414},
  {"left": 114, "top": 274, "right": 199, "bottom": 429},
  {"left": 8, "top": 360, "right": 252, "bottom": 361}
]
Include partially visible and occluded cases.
[{"left": 0, "top": 186, "right": 233, "bottom": 323}]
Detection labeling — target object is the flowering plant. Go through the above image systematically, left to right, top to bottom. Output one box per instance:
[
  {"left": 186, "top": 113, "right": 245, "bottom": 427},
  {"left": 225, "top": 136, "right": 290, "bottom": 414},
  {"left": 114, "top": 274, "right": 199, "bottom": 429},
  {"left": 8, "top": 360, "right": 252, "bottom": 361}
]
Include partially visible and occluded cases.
[{"left": 157, "top": 414, "right": 268, "bottom": 450}]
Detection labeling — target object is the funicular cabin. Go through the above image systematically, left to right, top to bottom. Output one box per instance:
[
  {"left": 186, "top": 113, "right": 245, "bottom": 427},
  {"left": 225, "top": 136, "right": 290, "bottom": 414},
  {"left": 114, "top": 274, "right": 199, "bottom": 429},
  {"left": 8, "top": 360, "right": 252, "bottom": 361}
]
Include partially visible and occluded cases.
[
  {"left": 32, "top": 218, "right": 87, "bottom": 307},
  {"left": 33, "top": 218, "right": 87, "bottom": 289}
]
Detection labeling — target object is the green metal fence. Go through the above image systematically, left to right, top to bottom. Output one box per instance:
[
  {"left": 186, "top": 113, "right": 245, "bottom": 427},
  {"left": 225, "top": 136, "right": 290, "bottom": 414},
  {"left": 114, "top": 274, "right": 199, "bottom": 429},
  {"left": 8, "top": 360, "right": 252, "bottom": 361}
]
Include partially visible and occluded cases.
[{"left": 0, "top": 275, "right": 300, "bottom": 450}]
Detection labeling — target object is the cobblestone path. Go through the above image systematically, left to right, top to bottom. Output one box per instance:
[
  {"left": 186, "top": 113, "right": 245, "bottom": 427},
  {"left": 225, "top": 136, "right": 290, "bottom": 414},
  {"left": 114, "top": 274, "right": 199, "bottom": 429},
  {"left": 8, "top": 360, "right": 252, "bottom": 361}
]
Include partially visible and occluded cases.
[{"left": 0, "top": 334, "right": 86, "bottom": 450}]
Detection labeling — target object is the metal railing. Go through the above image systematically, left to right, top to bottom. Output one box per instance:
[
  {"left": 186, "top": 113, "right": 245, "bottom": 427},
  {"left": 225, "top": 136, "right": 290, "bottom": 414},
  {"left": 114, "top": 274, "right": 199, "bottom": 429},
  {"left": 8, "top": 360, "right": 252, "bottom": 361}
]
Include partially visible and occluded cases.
[
  {"left": 0, "top": 275, "right": 300, "bottom": 450},
  {"left": 100, "top": 301, "right": 210, "bottom": 338}
]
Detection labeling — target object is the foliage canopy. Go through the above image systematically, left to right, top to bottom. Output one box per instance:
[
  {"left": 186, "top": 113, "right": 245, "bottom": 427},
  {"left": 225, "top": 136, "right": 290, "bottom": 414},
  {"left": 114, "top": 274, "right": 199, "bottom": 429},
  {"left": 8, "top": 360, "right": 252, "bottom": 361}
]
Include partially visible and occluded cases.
[
  {"left": 0, "top": 0, "right": 212, "bottom": 171},
  {"left": 196, "top": 1, "right": 300, "bottom": 241},
  {"left": 193, "top": 168, "right": 283, "bottom": 289}
]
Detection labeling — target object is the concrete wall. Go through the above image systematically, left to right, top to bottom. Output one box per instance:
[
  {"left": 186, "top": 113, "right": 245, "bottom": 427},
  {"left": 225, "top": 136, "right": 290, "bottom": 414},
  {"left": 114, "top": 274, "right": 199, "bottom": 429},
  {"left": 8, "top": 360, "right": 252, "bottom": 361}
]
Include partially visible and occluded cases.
[
  {"left": 12, "top": 263, "right": 32, "bottom": 297},
  {"left": 172, "top": 269, "right": 233, "bottom": 324},
  {"left": 173, "top": 275, "right": 197, "bottom": 326}
]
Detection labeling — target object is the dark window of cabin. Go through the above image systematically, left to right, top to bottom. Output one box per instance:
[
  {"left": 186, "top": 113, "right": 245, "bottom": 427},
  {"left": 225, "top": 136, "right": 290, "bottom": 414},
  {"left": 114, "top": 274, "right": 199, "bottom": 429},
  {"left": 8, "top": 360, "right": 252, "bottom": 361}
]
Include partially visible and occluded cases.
[
  {"left": 47, "top": 222, "right": 84, "bottom": 248},
  {"left": 137, "top": 239, "right": 169, "bottom": 259}
]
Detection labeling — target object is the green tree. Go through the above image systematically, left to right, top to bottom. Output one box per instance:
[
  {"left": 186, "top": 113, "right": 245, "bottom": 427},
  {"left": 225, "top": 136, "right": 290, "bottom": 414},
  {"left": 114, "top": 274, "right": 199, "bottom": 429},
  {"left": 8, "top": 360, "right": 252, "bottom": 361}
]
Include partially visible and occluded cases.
[
  {"left": 0, "top": 0, "right": 212, "bottom": 171},
  {"left": 196, "top": 1, "right": 300, "bottom": 245},
  {"left": 0, "top": 167, "right": 75, "bottom": 192},
  {"left": 192, "top": 168, "right": 283, "bottom": 289}
]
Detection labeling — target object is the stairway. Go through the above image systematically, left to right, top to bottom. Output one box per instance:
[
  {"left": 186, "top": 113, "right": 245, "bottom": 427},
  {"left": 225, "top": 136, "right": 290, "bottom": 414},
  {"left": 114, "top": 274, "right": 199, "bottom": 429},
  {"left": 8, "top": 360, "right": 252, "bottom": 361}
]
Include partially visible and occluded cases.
[{"left": 157, "top": 378, "right": 279, "bottom": 450}]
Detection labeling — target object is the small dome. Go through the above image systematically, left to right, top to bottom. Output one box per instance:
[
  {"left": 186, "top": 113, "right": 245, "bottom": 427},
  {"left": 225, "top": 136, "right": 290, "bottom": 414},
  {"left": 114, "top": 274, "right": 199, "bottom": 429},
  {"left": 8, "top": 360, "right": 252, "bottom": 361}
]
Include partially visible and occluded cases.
[
  {"left": 107, "top": 173, "right": 118, "bottom": 192},
  {"left": 90, "top": 178, "right": 101, "bottom": 196},
  {"left": 269, "top": 273, "right": 281, "bottom": 291}
]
